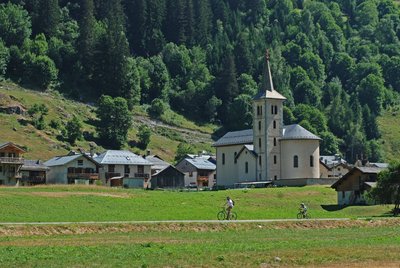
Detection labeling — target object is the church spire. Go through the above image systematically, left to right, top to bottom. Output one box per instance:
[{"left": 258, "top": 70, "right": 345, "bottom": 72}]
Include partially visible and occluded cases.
[{"left": 263, "top": 48, "right": 274, "bottom": 92}]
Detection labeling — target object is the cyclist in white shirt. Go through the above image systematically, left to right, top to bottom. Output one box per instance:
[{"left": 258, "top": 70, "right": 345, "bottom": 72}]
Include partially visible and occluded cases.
[{"left": 225, "top": 196, "right": 234, "bottom": 220}]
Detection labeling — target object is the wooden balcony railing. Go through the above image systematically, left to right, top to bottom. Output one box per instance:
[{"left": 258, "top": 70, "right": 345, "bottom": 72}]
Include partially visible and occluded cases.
[
  {"left": 0, "top": 157, "right": 24, "bottom": 164},
  {"left": 105, "top": 172, "right": 121, "bottom": 180},
  {"left": 68, "top": 173, "right": 99, "bottom": 180},
  {"left": 134, "top": 173, "right": 150, "bottom": 178},
  {"left": 21, "top": 176, "right": 46, "bottom": 182}
]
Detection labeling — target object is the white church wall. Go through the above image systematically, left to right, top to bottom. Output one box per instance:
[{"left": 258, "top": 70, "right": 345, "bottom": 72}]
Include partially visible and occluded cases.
[
  {"left": 280, "top": 139, "right": 320, "bottom": 179},
  {"left": 215, "top": 145, "right": 243, "bottom": 186},
  {"left": 237, "top": 150, "right": 256, "bottom": 182}
]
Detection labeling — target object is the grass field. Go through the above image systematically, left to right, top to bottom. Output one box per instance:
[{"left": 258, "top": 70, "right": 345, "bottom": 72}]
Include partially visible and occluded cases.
[
  {"left": 0, "top": 185, "right": 394, "bottom": 222},
  {"left": 0, "top": 186, "right": 399, "bottom": 267},
  {"left": 0, "top": 220, "right": 399, "bottom": 267}
]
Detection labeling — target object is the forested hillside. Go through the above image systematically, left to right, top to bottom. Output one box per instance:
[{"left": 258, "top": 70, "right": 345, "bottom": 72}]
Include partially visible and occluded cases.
[{"left": 0, "top": 0, "right": 400, "bottom": 162}]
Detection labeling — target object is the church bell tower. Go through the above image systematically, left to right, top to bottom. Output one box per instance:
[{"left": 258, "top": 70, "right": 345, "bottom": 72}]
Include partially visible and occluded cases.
[{"left": 253, "top": 50, "right": 286, "bottom": 181}]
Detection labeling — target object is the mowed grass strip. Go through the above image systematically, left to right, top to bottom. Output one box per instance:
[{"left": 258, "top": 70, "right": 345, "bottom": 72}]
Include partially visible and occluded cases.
[
  {"left": 0, "top": 185, "right": 394, "bottom": 222},
  {"left": 0, "top": 221, "right": 399, "bottom": 267}
]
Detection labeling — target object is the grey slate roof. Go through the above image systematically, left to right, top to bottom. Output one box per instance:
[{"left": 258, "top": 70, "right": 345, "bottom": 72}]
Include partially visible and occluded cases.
[
  {"left": 253, "top": 89, "right": 287, "bottom": 100},
  {"left": 281, "top": 124, "right": 321, "bottom": 140},
  {"left": 213, "top": 129, "right": 253, "bottom": 147},
  {"left": 94, "top": 150, "right": 152, "bottom": 165},
  {"left": 44, "top": 154, "right": 83, "bottom": 167},
  {"left": 145, "top": 155, "right": 170, "bottom": 171},
  {"left": 320, "top": 155, "right": 347, "bottom": 168},
  {"left": 185, "top": 158, "right": 216, "bottom": 171},
  {"left": 21, "top": 160, "right": 49, "bottom": 171},
  {"left": 368, "top": 163, "right": 389, "bottom": 168},
  {"left": 357, "top": 167, "right": 385, "bottom": 174}
]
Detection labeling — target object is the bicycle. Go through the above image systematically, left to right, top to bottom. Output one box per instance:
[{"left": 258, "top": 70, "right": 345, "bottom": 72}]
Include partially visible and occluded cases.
[
  {"left": 217, "top": 207, "right": 237, "bottom": 220},
  {"left": 297, "top": 209, "right": 311, "bottom": 219}
]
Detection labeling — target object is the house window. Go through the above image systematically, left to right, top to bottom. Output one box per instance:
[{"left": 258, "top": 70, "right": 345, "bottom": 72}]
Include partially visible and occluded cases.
[
  {"left": 274, "top": 105, "right": 278, "bottom": 115},
  {"left": 273, "top": 120, "right": 276, "bottom": 129},
  {"left": 258, "top": 121, "right": 261, "bottom": 131},
  {"left": 259, "top": 138, "right": 261, "bottom": 148},
  {"left": 274, "top": 138, "right": 277, "bottom": 146},
  {"left": 0, "top": 152, "right": 4, "bottom": 157},
  {"left": 234, "top": 152, "right": 237, "bottom": 164},
  {"left": 222, "top": 153, "right": 225, "bottom": 165},
  {"left": 274, "top": 155, "right": 277, "bottom": 164},
  {"left": 293, "top": 155, "right": 298, "bottom": 168},
  {"left": 310, "top": 155, "right": 314, "bottom": 167},
  {"left": 259, "top": 156, "right": 262, "bottom": 166},
  {"left": 77, "top": 160, "right": 83, "bottom": 166},
  {"left": 245, "top": 162, "right": 248, "bottom": 173},
  {"left": 108, "top": 164, "right": 115, "bottom": 173},
  {"left": 124, "top": 165, "right": 130, "bottom": 174},
  {"left": 137, "top": 165, "right": 144, "bottom": 174}
]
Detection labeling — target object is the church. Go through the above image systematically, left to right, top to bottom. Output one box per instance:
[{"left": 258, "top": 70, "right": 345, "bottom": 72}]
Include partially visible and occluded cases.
[{"left": 213, "top": 52, "right": 321, "bottom": 187}]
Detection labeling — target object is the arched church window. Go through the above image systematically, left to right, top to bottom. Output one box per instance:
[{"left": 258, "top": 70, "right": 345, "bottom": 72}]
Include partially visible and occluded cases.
[
  {"left": 271, "top": 105, "right": 274, "bottom": 114},
  {"left": 274, "top": 105, "right": 278, "bottom": 114},
  {"left": 273, "top": 120, "right": 276, "bottom": 129},
  {"left": 258, "top": 121, "right": 261, "bottom": 131},
  {"left": 259, "top": 138, "right": 261, "bottom": 148},
  {"left": 274, "top": 138, "right": 277, "bottom": 146},
  {"left": 234, "top": 152, "right": 237, "bottom": 164},
  {"left": 222, "top": 153, "right": 225, "bottom": 165},
  {"left": 274, "top": 155, "right": 277, "bottom": 164},
  {"left": 293, "top": 155, "right": 298, "bottom": 168},
  {"left": 310, "top": 155, "right": 314, "bottom": 167},
  {"left": 259, "top": 156, "right": 262, "bottom": 166},
  {"left": 245, "top": 162, "right": 248, "bottom": 173}
]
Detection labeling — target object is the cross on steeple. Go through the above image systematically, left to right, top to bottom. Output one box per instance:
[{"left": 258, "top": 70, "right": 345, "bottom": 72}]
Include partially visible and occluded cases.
[{"left": 264, "top": 48, "right": 274, "bottom": 92}]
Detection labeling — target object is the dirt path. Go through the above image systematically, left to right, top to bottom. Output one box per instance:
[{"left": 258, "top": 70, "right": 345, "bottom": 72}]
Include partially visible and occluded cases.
[{"left": 134, "top": 115, "right": 214, "bottom": 144}]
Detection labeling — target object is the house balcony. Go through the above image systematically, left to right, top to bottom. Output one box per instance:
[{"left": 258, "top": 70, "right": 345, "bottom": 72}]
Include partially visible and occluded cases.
[
  {"left": 0, "top": 157, "right": 24, "bottom": 164},
  {"left": 105, "top": 172, "right": 121, "bottom": 180},
  {"left": 68, "top": 173, "right": 99, "bottom": 180},
  {"left": 134, "top": 173, "right": 150, "bottom": 179},
  {"left": 21, "top": 175, "right": 46, "bottom": 183},
  {"left": 197, "top": 176, "right": 209, "bottom": 182}
]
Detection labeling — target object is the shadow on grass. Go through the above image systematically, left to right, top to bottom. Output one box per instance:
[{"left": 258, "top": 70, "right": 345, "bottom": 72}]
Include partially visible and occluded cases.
[{"left": 320, "top": 204, "right": 345, "bottom": 211}]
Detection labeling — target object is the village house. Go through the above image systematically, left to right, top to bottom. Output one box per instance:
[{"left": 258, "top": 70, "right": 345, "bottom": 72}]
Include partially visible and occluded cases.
[
  {"left": 213, "top": 52, "right": 321, "bottom": 187},
  {"left": 0, "top": 141, "right": 26, "bottom": 185},
  {"left": 94, "top": 150, "right": 152, "bottom": 188},
  {"left": 45, "top": 152, "right": 100, "bottom": 184},
  {"left": 145, "top": 155, "right": 184, "bottom": 189},
  {"left": 319, "top": 155, "right": 350, "bottom": 179},
  {"left": 176, "top": 157, "right": 216, "bottom": 188},
  {"left": 20, "top": 160, "right": 49, "bottom": 186},
  {"left": 331, "top": 166, "right": 386, "bottom": 206}
]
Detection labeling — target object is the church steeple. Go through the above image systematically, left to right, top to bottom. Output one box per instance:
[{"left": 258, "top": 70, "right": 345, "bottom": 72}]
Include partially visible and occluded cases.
[
  {"left": 254, "top": 49, "right": 286, "bottom": 100},
  {"left": 263, "top": 49, "right": 274, "bottom": 92}
]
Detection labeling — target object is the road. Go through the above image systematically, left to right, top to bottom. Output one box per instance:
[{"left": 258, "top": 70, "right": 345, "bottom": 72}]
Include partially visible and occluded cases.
[{"left": 0, "top": 218, "right": 353, "bottom": 225}]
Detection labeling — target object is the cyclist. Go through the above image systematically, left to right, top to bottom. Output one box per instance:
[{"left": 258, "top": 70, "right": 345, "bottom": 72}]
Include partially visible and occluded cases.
[
  {"left": 225, "top": 196, "right": 234, "bottom": 220},
  {"left": 299, "top": 203, "right": 308, "bottom": 216}
]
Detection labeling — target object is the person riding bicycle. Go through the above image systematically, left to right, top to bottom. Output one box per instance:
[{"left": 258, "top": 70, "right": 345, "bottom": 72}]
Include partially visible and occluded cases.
[
  {"left": 225, "top": 196, "right": 234, "bottom": 220},
  {"left": 299, "top": 203, "right": 308, "bottom": 216}
]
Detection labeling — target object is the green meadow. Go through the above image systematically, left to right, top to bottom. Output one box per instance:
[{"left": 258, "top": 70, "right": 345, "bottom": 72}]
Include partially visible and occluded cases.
[
  {"left": 0, "top": 185, "right": 394, "bottom": 222},
  {"left": 0, "top": 186, "right": 399, "bottom": 267},
  {"left": 0, "top": 221, "right": 399, "bottom": 267}
]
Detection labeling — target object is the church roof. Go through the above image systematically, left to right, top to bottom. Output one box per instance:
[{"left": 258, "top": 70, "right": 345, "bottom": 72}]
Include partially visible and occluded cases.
[
  {"left": 253, "top": 50, "right": 286, "bottom": 101},
  {"left": 253, "top": 89, "right": 287, "bottom": 100},
  {"left": 281, "top": 124, "right": 321, "bottom": 141},
  {"left": 213, "top": 129, "right": 253, "bottom": 147}
]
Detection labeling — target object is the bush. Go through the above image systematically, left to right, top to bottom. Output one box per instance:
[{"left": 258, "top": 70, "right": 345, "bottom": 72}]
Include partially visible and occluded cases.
[{"left": 148, "top": 98, "right": 167, "bottom": 118}]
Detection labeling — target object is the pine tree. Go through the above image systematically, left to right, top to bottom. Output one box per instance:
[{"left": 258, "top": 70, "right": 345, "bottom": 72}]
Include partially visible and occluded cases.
[
  {"left": 34, "top": 0, "right": 61, "bottom": 37},
  {"left": 76, "top": 0, "right": 96, "bottom": 82},
  {"left": 216, "top": 52, "right": 239, "bottom": 124}
]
